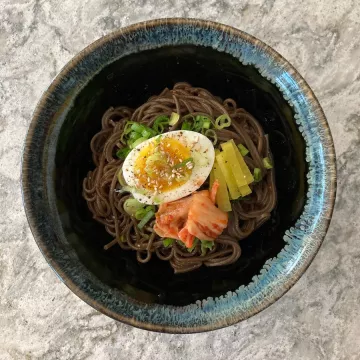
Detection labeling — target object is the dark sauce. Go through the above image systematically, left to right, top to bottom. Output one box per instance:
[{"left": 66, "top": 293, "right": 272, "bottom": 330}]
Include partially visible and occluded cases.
[{"left": 55, "top": 45, "right": 307, "bottom": 305}]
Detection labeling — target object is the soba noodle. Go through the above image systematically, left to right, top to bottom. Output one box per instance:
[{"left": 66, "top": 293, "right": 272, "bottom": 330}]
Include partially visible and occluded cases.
[{"left": 83, "top": 83, "right": 276, "bottom": 273}]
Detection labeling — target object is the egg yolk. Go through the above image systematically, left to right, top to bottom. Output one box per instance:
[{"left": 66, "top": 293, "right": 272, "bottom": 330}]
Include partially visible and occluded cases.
[{"left": 134, "top": 138, "right": 193, "bottom": 193}]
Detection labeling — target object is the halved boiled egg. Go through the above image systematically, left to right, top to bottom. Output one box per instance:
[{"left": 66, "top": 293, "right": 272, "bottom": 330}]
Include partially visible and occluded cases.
[{"left": 122, "top": 130, "right": 215, "bottom": 204}]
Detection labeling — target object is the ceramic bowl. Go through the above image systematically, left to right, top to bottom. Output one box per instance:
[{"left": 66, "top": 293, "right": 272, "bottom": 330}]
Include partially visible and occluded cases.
[{"left": 21, "top": 18, "right": 336, "bottom": 333}]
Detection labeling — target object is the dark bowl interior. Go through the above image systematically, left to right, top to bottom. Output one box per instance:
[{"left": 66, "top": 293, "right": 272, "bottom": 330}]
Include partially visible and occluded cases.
[{"left": 55, "top": 44, "right": 306, "bottom": 306}]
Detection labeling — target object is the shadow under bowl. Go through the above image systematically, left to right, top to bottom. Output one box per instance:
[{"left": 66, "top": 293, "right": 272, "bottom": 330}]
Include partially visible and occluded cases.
[{"left": 21, "top": 18, "right": 336, "bottom": 333}]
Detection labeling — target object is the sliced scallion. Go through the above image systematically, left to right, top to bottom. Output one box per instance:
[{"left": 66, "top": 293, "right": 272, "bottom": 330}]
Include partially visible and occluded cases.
[
  {"left": 169, "top": 112, "right": 180, "bottom": 126},
  {"left": 215, "top": 114, "right": 231, "bottom": 129},
  {"left": 153, "top": 115, "right": 170, "bottom": 133},
  {"left": 193, "top": 116, "right": 204, "bottom": 132},
  {"left": 203, "top": 120, "right": 211, "bottom": 129},
  {"left": 121, "top": 121, "right": 138, "bottom": 144},
  {"left": 124, "top": 121, "right": 136, "bottom": 134},
  {"left": 181, "top": 121, "right": 192, "bottom": 130},
  {"left": 130, "top": 123, "right": 144, "bottom": 134},
  {"left": 141, "top": 128, "right": 153, "bottom": 139},
  {"left": 204, "top": 129, "right": 218, "bottom": 145},
  {"left": 128, "top": 131, "right": 142, "bottom": 141},
  {"left": 129, "top": 137, "right": 147, "bottom": 149},
  {"left": 237, "top": 143, "right": 249, "bottom": 156},
  {"left": 116, "top": 148, "right": 131, "bottom": 160},
  {"left": 174, "top": 157, "right": 193, "bottom": 169},
  {"left": 263, "top": 157, "right": 273, "bottom": 169},
  {"left": 253, "top": 167, "right": 262, "bottom": 182},
  {"left": 117, "top": 169, "right": 127, "bottom": 187},
  {"left": 123, "top": 198, "right": 145, "bottom": 216},
  {"left": 135, "top": 205, "right": 155, "bottom": 220},
  {"left": 145, "top": 205, "right": 155, "bottom": 213},
  {"left": 135, "top": 208, "right": 147, "bottom": 220},
  {"left": 137, "top": 210, "right": 155, "bottom": 229},
  {"left": 163, "top": 238, "right": 175, "bottom": 247},
  {"left": 200, "top": 240, "right": 214, "bottom": 256}
]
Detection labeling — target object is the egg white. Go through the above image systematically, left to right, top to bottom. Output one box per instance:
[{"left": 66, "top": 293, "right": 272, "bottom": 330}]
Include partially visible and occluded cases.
[{"left": 122, "top": 130, "right": 215, "bottom": 205}]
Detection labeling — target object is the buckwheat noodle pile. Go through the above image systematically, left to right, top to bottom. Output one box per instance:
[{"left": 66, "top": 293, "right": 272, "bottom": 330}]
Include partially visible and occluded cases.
[{"left": 83, "top": 83, "right": 276, "bottom": 273}]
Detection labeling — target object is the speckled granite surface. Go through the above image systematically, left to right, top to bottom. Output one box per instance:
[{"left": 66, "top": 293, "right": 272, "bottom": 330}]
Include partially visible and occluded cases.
[{"left": 0, "top": 0, "right": 359, "bottom": 359}]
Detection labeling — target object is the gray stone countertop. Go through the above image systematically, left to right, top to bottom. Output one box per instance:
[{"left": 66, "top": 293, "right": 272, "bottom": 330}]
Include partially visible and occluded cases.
[{"left": 0, "top": 0, "right": 358, "bottom": 359}]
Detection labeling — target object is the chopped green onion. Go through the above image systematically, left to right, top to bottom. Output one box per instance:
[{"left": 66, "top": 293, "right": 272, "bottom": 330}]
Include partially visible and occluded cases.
[
  {"left": 169, "top": 112, "right": 180, "bottom": 126},
  {"left": 183, "top": 114, "right": 195, "bottom": 122},
  {"left": 215, "top": 114, "right": 231, "bottom": 129},
  {"left": 153, "top": 115, "right": 170, "bottom": 133},
  {"left": 154, "top": 115, "right": 170, "bottom": 123},
  {"left": 194, "top": 115, "right": 212, "bottom": 132},
  {"left": 198, "top": 115, "right": 212, "bottom": 122},
  {"left": 193, "top": 116, "right": 204, "bottom": 132},
  {"left": 203, "top": 120, "right": 211, "bottom": 129},
  {"left": 121, "top": 121, "right": 137, "bottom": 144},
  {"left": 124, "top": 121, "right": 136, "bottom": 135},
  {"left": 181, "top": 121, "right": 192, "bottom": 130},
  {"left": 130, "top": 123, "right": 145, "bottom": 134},
  {"left": 131, "top": 123, "right": 156, "bottom": 138},
  {"left": 132, "top": 124, "right": 156, "bottom": 138},
  {"left": 154, "top": 124, "right": 165, "bottom": 134},
  {"left": 141, "top": 128, "right": 153, "bottom": 139},
  {"left": 204, "top": 129, "right": 218, "bottom": 145},
  {"left": 128, "top": 131, "right": 142, "bottom": 141},
  {"left": 155, "top": 134, "right": 162, "bottom": 144},
  {"left": 130, "top": 137, "right": 147, "bottom": 149},
  {"left": 237, "top": 143, "right": 249, "bottom": 156},
  {"left": 116, "top": 148, "right": 131, "bottom": 160},
  {"left": 174, "top": 157, "right": 193, "bottom": 169},
  {"left": 263, "top": 157, "right": 273, "bottom": 169},
  {"left": 254, "top": 167, "right": 262, "bottom": 182},
  {"left": 117, "top": 169, "right": 127, "bottom": 187},
  {"left": 123, "top": 198, "right": 145, "bottom": 216},
  {"left": 135, "top": 205, "right": 155, "bottom": 220},
  {"left": 135, "top": 208, "right": 147, "bottom": 220},
  {"left": 137, "top": 210, "right": 155, "bottom": 229},
  {"left": 163, "top": 238, "right": 175, "bottom": 247},
  {"left": 187, "top": 238, "right": 199, "bottom": 253},
  {"left": 200, "top": 240, "right": 214, "bottom": 256}
]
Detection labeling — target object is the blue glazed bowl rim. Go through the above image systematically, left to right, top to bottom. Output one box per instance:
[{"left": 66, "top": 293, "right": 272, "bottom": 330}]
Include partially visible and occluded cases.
[{"left": 21, "top": 18, "right": 336, "bottom": 333}]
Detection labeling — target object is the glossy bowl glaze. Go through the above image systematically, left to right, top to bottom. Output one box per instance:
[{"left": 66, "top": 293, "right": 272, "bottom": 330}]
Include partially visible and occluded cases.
[{"left": 21, "top": 18, "right": 336, "bottom": 333}]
